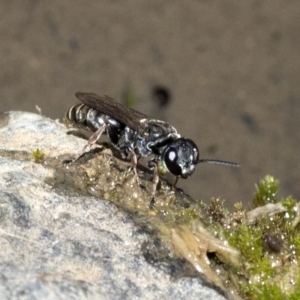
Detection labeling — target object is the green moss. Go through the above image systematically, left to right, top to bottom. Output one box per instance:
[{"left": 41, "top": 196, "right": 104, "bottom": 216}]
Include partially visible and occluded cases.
[
  {"left": 32, "top": 148, "right": 45, "bottom": 162},
  {"left": 218, "top": 175, "right": 300, "bottom": 299},
  {"left": 253, "top": 175, "right": 279, "bottom": 207},
  {"left": 282, "top": 196, "right": 297, "bottom": 221},
  {"left": 154, "top": 206, "right": 197, "bottom": 224},
  {"left": 176, "top": 208, "right": 197, "bottom": 223},
  {"left": 225, "top": 224, "right": 263, "bottom": 265},
  {"left": 291, "top": 233, "right": 300, "bottom": 257},
  {"left": 245, "top": 273, "right": 300, "bottom": 300},
  {"left": 290, "top": 274, "right": 300, "bottom": 300},
  {"left": 244, "top": 282, "right": 285, "bottom": 300}
]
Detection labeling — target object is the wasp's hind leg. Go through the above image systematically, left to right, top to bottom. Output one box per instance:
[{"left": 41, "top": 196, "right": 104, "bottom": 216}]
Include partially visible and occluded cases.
[{"left": 71, "top": 124, "right": 107, "bottom": 163}]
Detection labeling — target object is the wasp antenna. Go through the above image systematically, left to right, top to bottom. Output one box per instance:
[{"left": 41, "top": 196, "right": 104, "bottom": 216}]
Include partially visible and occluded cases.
[{"left": 198, "top": 159, "right": 240, "bottom": 167}]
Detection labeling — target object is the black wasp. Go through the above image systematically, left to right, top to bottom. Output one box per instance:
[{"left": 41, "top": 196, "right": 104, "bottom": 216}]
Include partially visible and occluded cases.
[{"left": 64, "top": 92, "right": 239, "bottom": 206}]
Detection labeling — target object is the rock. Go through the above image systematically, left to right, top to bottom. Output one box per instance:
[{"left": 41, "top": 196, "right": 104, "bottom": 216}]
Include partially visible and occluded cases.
[{"left": 0, "top": 111, "right": 226, "bottom": 300}]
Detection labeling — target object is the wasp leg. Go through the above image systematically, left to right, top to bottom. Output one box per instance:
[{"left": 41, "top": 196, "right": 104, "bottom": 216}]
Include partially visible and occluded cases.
[
  {"left": 72, "top": 124, "right": 107, "bottom": 162},
  {"left": 129, "top": 149, "right": 141, "bottom": 186},
  {"left": 149, "top": 160, "right": 159, "bottom": 208},
  {"left": 173, "top": 177, "right": 179, "bottom": 188}
]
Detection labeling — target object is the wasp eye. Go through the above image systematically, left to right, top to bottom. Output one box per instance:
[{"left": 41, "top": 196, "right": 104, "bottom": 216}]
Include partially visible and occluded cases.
[{"left": 165, "top": 147, "right": 182, "bottom": 176}]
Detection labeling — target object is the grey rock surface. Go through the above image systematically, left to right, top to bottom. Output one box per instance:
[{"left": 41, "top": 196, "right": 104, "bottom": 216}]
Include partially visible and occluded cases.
[{"left": 0, "top": 111, "right": 226, "bottom": 300}]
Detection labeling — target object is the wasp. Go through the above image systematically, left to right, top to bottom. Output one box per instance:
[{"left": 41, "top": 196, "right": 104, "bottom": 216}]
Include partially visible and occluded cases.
[{"left": 64, "top": 92, "right": 239, "bottom": 206}]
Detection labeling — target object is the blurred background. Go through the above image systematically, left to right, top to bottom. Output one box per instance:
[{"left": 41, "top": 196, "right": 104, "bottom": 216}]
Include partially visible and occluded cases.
[{"left": 1, "top": 0, "right": 300, "bottom": 208}]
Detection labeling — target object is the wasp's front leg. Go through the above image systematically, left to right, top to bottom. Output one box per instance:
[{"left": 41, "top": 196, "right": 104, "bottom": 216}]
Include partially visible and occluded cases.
[{"left": 148, "top": 159, "right": 160, "bottom": 208}]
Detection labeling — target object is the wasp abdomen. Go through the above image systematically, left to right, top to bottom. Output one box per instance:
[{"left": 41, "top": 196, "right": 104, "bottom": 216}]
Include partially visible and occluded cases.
[{"left": 64, "top": 104, "right": 108, "bottom": 132}]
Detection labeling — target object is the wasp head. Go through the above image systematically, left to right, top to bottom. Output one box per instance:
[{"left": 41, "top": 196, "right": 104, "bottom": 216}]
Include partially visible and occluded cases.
[{"left": 162, "top": 138, "right": 199, "bottom": 178}]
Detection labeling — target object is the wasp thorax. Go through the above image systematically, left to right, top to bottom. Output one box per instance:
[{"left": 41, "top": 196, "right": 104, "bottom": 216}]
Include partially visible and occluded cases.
[{"left": 163, "top": 138, "right": 199, "bottom": 178}]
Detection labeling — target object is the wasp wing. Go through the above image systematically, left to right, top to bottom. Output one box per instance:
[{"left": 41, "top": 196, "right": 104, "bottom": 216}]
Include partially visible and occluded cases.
[{"left": 76, "top": 92, "right": 148, "bottom": 132}]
